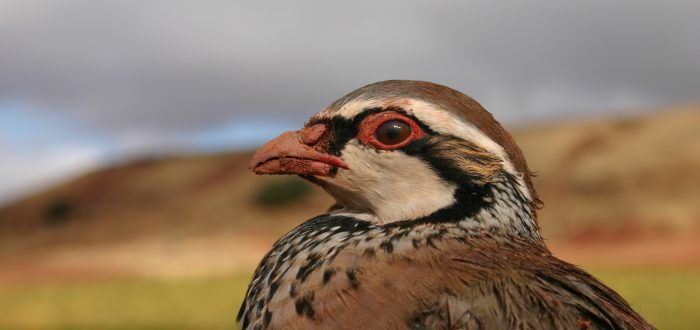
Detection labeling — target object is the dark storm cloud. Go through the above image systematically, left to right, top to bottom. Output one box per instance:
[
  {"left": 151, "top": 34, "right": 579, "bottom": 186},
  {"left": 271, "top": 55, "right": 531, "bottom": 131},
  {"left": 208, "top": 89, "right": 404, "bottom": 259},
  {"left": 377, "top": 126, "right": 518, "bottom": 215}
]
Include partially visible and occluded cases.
[{"left": 1, "top": 0, "right": 698, "bottom": 135}]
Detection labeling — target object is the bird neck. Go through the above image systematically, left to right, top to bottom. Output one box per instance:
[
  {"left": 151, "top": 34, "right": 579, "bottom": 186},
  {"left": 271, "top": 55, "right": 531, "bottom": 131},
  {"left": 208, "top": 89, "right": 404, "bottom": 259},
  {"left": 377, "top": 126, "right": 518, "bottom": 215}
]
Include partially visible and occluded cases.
[
  {"left": 333, "top": 173, "right": 543, "bottom": 242},
  {"left": 458, "top": 175, "right": 542, "bottom": 241}
]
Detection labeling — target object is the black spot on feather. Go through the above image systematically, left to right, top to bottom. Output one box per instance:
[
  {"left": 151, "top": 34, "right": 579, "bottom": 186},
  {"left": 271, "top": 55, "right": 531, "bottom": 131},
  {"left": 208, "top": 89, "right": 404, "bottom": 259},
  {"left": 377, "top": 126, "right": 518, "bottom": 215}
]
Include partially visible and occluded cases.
[
  {"left": 426, "top": 237, "right": 438, "bottom": 249},
  {"left": 380, "top": 240, "right": 394, "bottom": 253},
  {"left": 296, "top": 253, "right": 322, "bottom": 282},
  {"left": 323, "top": 268, "right": 336, "bottom": 284},
  {"left": 346, "top": 268, "right": 360, "bottom": 289},
  {"left": 267, "top": 281, "right": 279, "bottom": 301},
  {"left": 289, "top": 283, "right": 298, "bottom": 298},
  {"left": 294, "top": 292, "right": 315, "bottom": 318},
  {"left": 263, "top": 310, "right": 272, "bottom": 327}
]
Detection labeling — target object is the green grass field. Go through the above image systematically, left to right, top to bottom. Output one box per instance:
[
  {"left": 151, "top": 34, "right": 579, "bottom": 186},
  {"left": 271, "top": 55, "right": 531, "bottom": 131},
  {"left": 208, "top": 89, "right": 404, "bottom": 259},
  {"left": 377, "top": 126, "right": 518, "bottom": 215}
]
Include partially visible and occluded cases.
[{"left": 0, "top": 268, "right": 698, "bottom": 329}]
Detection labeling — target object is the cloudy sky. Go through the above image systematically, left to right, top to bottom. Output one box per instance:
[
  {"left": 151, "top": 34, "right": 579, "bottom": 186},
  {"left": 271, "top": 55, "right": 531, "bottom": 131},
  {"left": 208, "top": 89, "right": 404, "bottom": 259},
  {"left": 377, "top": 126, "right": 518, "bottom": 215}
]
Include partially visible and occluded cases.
[{"left": 0, "top": 0, "right": 699, "bottom": 204}]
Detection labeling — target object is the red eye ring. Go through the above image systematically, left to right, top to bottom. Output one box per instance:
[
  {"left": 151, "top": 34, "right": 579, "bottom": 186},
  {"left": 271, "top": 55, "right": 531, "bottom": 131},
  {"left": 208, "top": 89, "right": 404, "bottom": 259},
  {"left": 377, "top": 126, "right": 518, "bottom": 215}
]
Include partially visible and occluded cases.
[{"left": 358, "top": 111, "right": 426, "bottom": 150}]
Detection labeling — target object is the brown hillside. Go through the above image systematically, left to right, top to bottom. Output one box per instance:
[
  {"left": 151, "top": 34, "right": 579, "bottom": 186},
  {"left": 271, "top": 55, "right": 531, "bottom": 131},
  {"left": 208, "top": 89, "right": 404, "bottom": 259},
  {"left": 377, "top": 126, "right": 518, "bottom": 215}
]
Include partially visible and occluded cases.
[
  {"left": 518, "top": 104, "right": 700, "bottom": 241},
  {"left": 0, "top": 153, "right": 332, "bottom": 251}
]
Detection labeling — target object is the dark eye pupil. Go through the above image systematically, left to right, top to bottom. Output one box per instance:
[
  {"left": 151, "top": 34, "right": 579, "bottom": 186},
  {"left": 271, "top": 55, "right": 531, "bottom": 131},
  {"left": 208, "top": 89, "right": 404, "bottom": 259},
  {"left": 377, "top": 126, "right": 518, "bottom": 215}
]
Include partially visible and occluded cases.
[{"left": 375, "top": 120, "right": 412, "bottom": 145}]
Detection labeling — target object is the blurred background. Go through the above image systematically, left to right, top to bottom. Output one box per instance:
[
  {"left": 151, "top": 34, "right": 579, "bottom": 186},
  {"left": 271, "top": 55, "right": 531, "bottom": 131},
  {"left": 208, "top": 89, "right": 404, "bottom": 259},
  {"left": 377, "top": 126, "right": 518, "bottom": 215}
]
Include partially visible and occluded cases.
[{"left": 0, "top": 1, "right": 699, "bottom": 329}]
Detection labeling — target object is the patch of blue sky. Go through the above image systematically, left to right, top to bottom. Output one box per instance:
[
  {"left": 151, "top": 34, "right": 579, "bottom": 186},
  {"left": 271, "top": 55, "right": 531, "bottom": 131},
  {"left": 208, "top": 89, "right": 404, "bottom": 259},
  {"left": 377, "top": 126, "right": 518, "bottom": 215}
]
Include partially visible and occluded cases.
[
  {"left": 0, "top": 100, "right": 115, "bottom": 155},
  {"left": 189, "top": 117, "right": 297, "bottom": 152}
]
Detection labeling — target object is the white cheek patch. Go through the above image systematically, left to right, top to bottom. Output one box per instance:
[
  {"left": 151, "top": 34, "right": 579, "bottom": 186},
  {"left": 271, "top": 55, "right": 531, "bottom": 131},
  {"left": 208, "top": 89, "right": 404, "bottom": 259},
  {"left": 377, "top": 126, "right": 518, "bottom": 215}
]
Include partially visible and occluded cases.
[{"left": 320, "top": 140, "right": 457, "bottom": 224}]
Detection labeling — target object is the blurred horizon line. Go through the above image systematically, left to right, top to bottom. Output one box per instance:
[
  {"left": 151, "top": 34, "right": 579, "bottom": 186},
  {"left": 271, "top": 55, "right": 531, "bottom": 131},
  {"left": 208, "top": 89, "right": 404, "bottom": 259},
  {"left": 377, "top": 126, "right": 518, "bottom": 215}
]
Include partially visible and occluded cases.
[{"left": 2, "top": 100, "right": 696, "bottom": 208}]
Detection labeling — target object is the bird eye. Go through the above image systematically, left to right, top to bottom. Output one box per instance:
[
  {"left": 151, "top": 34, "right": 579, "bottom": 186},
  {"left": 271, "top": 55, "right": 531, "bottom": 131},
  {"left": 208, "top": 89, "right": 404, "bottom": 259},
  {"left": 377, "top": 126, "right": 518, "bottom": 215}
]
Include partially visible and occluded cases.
[
  {"left": 358, "top": 111, "right": 426, "bottom": 150},
  {"left": 375, "top": 120, "right": 412, "bottom": 145}
]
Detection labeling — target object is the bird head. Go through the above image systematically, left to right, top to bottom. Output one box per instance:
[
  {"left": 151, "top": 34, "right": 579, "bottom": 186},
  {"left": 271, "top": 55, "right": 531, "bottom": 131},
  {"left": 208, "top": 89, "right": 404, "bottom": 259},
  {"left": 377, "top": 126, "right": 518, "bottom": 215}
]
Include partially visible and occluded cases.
[{"left": 249, "top": 80, "right": 542, "bottom": 235}]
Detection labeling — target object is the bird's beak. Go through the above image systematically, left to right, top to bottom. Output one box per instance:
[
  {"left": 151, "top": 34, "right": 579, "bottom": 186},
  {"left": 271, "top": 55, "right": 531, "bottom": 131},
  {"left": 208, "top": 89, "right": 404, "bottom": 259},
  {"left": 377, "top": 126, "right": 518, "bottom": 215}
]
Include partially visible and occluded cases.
[{"left": 248, "top": 124, "right": 348, "bottom": 176}]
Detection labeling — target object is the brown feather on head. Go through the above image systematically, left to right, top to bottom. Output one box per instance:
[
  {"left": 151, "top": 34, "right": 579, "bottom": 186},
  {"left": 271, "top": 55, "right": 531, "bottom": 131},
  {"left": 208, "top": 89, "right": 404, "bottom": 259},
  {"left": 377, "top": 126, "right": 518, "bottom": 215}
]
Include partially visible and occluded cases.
[{"left": 428, "top": 136, "right": 503, "bottom": 185}]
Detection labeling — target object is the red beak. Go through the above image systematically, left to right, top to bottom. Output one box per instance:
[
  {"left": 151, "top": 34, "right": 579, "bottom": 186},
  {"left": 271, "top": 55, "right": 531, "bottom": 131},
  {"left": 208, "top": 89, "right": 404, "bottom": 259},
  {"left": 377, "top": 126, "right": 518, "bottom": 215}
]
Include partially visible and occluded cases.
[{"left": 248, "top": 124, "right": 348, "bottom": 176}]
